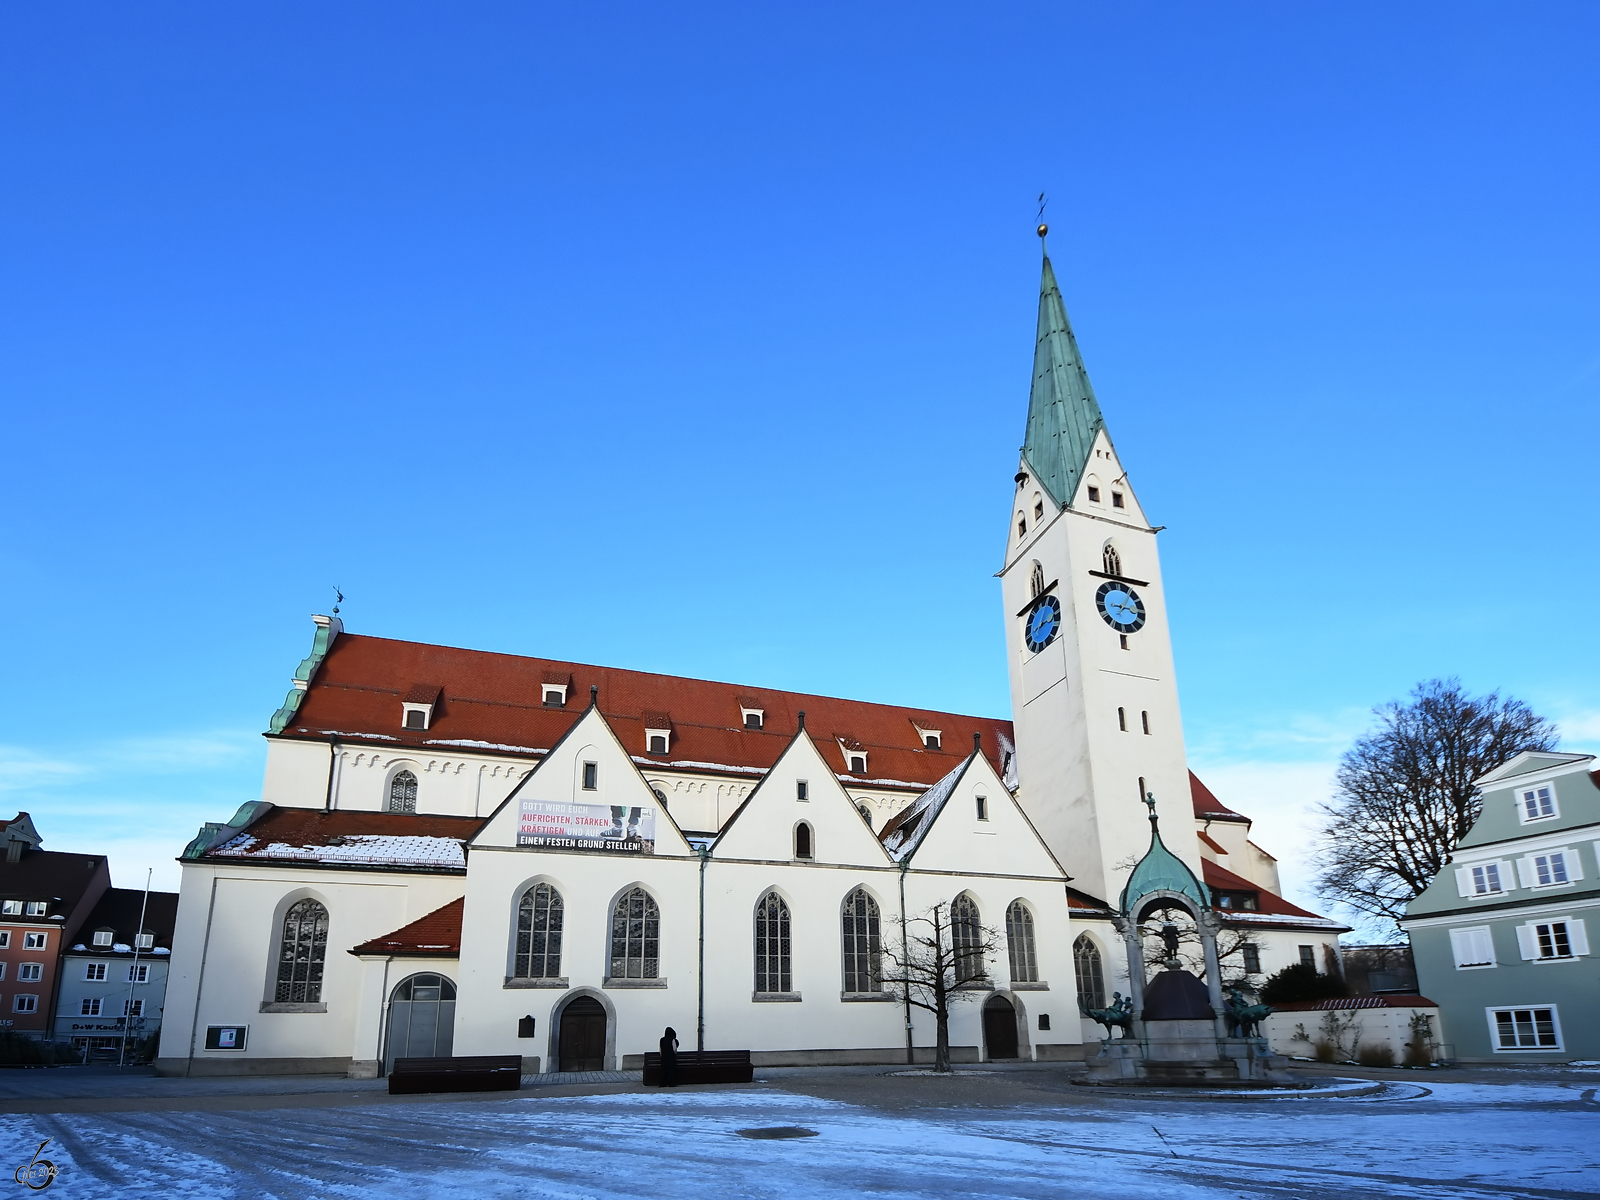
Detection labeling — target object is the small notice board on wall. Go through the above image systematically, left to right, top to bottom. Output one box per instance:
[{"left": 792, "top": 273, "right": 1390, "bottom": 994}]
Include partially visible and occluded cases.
[{"left": 205, "top": 1025, "right": 248, "bottom": 1050}]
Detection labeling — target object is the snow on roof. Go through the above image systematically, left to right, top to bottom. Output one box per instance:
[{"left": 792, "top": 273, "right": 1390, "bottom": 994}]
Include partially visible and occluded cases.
[
  {"left": 880, "top": 757, "right": 970, "bottom": 860},
  {"left": 212, "top": 833, "right": 467, "bottom": 870}
]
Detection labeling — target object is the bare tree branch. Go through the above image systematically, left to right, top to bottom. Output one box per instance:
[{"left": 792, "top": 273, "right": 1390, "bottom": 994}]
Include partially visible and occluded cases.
[
  {"left": 1312, "top": 678, "right": 1557, "bottom": 930},
  {"left": 882, "top": 901, "right": 1002, "bottom": 1072}
]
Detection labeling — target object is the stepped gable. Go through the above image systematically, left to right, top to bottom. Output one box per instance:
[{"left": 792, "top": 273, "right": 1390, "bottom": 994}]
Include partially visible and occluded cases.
[
  {"left": 279, "top": 633, "right": 1009, "bottom": 792},
  {"left": 350, "top": 898, "right": 463, "bottom": 957}
]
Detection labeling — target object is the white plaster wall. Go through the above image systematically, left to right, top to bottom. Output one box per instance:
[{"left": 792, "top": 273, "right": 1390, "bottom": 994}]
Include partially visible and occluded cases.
[
  {"left": 1002, "top": 431, "right": 1199, "bottom": 907},
  {"left": 260, "top": 739, "right": 333, "bottom": 809},
  {"left": 157, "top": 863, "right": 463, "bottom": 1069},
  {"left": 1259, "top": 1005, "right": 1442, "bottom": 1062}
]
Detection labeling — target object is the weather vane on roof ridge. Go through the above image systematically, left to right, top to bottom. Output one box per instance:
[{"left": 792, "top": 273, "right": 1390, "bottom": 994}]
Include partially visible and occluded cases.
[{"left": 332, "top": 585, "right": 344, "bottom": 616}]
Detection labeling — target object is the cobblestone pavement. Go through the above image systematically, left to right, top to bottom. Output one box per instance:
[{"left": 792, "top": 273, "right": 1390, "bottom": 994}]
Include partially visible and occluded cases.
[{"left": 0, "top": 1063, "right": 1595, "bottom": 1198}]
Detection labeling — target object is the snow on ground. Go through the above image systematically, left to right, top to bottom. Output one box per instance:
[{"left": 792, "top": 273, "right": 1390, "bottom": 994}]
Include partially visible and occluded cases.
[{"left": 0, "top": 1079, "right": 1595, "bottom": 1199}]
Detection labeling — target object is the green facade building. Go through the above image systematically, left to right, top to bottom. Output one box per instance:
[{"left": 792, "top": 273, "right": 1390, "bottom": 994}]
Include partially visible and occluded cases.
[{"left": 1403, "top": 751, "right": 1600, "bottom": 1062}]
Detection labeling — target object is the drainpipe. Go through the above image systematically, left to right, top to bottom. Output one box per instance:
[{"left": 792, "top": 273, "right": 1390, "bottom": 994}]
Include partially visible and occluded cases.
[
  {"left": 323, "top": 738, "right": 339, "bottom": 811},
  {"left": 697, "top": 842, "right": 708, "bottom": 1052},
  {"left": 898, "top": 859, "right": 913, "bottom": 1065}
]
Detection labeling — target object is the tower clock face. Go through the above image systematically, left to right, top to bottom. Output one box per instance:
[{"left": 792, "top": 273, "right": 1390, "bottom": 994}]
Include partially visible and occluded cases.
[
  {"left": 1095, "top": 581, "right": 1146, "bottom": 633},
  {"left": 1024, "top": 595, "right": 1061, "bottom": 653}
]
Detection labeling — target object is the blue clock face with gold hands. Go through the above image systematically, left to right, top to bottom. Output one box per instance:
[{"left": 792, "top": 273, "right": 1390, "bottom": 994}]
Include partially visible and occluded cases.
[
  {"left": 1096, "top": 581, "right": 1146, "bottom": 633},
  {"left": 1025, "top": 595, "right": 1061, "bottom": 653}
]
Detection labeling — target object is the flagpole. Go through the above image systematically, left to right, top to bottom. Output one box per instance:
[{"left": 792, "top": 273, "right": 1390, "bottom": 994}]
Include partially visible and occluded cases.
[{"left": 119, "top": 869, "right": 152, "bottom": 1069}]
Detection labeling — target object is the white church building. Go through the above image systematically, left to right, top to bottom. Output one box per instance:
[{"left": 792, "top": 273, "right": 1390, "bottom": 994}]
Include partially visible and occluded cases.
[{"left": 156, "top": 241, "right": 1344, "bottom": 1077}]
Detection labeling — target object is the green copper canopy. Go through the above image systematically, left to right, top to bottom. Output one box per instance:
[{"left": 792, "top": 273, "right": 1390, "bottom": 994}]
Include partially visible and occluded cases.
[
  {"left": 1021, "top": 251, "right": 1106, "bottom": 510},
  {"left": 1120, "top": 800, "right": 1209, "bottom": 915}
]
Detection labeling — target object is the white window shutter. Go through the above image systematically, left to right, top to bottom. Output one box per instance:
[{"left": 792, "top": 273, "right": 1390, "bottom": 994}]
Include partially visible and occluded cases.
[
  {"left": 1564, "top": 851, "right": 1585, "bottom": 882},
  {"left": 1516, "top": 858, "right": 1535, "bottom": 889},
  {"left": 1500, "top": 860, "right": 1516, "bottom": 889},
  {"left": 1455, "top": 866, "right": 1474, "bottom": 897},
  {"left": 1568, "top": 919, "right": 1589, "bottom": 956},
  {"left": 1515, "top": 923, "right": 1538, "bottom": 960},
  {"left": 1474, "top": 927, "right": 1496, "bottom": 965},
  {"left": 1450, "top": 928, "right": 1473, "bottom": 966}
]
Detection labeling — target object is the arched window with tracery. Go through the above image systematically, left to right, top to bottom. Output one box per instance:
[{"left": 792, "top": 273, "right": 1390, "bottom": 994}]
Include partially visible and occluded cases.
[
  {"left": 1102, "top": 541, "right": 1122, "bottom": 577},
  {"left": 1029, "top": 561, "right": 1045, "bottom": 598},
  {"left": 388, "top": 770, "right": 418, "bottom": 814},
  {"left": 856, "top": 804, "right": 873, "bottom": 830},
  {"left": 514, "top": 883, "right": 564, "bottom": 979},
  {"left": 608, "top": 887, "right": 660, "bottom": 980},
  {"left": 841, "top": 888, "right": 882, "bottom": 993},
  {"left": 753, "top": 891, "right": 792, "bottom": 994},
  {"left": 951, "top": 894, "right": 984, "bottom": 981},
  {"left": 275, "top": 898, "right": 329, "bottom": 1003},
  {"left": 1006, "top": 901, "right": 1038, "bottom": 983},
  {"left": 1074, "top": 934, "right": 1106, "bottom": 1010}
]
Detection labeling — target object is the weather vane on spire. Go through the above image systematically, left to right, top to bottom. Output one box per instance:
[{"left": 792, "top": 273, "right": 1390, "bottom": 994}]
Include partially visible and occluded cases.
[{"left": 1036, "top": 192, "right": 1048, "bottom": 239}]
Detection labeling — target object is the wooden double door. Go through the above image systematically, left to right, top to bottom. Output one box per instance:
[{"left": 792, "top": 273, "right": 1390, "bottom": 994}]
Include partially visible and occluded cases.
[{"left": 558, "top": 996, "right": 607, "bottom": 1071}]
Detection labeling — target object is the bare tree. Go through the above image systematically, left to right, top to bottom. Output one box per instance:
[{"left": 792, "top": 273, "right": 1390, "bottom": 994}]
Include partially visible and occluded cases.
[
  {"left": 1313, "top": 678, "right": 1558, "bottom": 928},
  {"left": 882, "top": 900, "right": 1001, "bottom": 1072},
  {"left": 1138, "top": 910, "right": 1260, "bottom": 987}
]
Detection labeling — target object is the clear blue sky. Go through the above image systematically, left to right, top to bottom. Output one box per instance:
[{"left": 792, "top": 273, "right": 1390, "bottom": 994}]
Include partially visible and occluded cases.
[{"left": 2, "top": 4, "right": 1596, "bottom": 911}]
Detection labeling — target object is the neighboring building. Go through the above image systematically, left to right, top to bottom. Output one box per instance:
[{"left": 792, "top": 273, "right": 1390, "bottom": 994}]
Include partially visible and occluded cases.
[
  {"left": 157, "top": 241, "right": 1343, "bottom": 1077},
  {"left": 1403, "top": 751, "right": 1600, "bottom": 1062},
  {"left": 0, "top": 814, "right": 112, "bottom": 1038},
  {"left": 54, "top": 888, "right": 179, "bottom": 1061},
  {"left": 1340, "top": 944, "right": 1418, "bottom": 996}
]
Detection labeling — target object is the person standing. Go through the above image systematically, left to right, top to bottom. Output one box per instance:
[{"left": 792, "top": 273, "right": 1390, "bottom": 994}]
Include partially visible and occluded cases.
[{"left": 659, "top": 1026, "right": 679, "bottom": 1087}]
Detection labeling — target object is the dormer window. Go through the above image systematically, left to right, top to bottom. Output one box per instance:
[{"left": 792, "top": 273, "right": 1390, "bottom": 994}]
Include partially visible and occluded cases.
[
  {"left": 542, "top": 673, "right": 572, "bottom": 707},
  {"left": 400, "top": 685, "right": 441, "bottom": 732},
  {"left": 740, "top": 703, "right": 764, "bottom": 730},
  {"left": 644, "top": 712, "right": 672, "bottom": 756},
  {"left": 913, "top": 724, "right": 942, "bottom": 751},
  {"left": 848, "top": 754, "right": 866, "bottom": 775},
  {"left": 1518, "top": 784, "right": 1558, "bottom": 823},
  {"left": 1215, "top": 891, "right": 1259, "bottom": 911},
  {"left": 1, "top": 901, "right": 20, "bottom": 915},
  {"left": 25, "top": 901, "right": 47, "bottom": 917},
  {"left": 92, "top": 929, "right": 113, "bottom": 947},
  {"left": 135, "top": 933, "right": 154, "bottom": 949}
]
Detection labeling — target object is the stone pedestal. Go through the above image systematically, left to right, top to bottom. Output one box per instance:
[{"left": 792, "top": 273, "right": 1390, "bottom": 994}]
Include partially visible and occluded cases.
[{"left": 1083, "top": 1026, "right": 1293, "bottom": 1086}]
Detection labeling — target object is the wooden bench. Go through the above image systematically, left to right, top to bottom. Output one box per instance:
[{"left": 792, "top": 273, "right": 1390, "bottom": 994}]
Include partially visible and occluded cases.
[
  {"left": 642, "top": 1049, "right": 753, "bottom": 1086},
  {"left": 388, "top": 1055, "right": 523, "bottom": 1095}
]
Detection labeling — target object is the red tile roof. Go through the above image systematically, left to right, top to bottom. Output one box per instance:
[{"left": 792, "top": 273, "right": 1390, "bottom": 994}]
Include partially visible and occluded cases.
[
  {"left": 280, "top": 633, "right": 1011, "bottom": 791},
  {"left": 1191, "top": 772, "right": 1248, "bottom": 823},
  {"left": 197, "top": 808, "right": 487, "bottom": 873},
  {"left": 1197, "top": 830, "right": 1228, "bottom": 855},
  {"left": 1201, "top": 858, "right": 1327, "bottom": 921},
  {"left": 350, "top": 898, "right": 464, "bottom": 957},
  {"left": 1269, "top": 995, "right": 1437, "bottom": 1011}
]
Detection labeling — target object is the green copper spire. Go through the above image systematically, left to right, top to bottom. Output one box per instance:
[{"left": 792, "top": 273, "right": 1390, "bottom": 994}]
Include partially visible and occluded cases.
[
  {"left": 1021, "top": 241, "right": 1106, "bottom": 510},
  {"left": 1120, "top": 793, "right": 1209, "bottom": 914}
]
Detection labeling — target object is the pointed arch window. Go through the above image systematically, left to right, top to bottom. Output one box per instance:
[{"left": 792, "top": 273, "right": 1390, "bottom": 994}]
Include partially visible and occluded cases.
[
  {"left": 1102, "top": 541, "right": 1122, "bottom": 577},
  {"left": 1029, "top": 561, "right": 1045, "bottom": 599},
  {"left": 388, "top": 770, "right": 418, "bottom": 814},
  {"left": 856, "top": 803, "right": 873, "bottom": 830},
  {"left": 794, "top": 822, "right": 814, "bottom": 861},
  {"left": 514, "top": 883, "right": 564, "bottom": 979},
  {"left": 608, "top": 887, "right": 659, "bottom": 980},
  {"left": 842, "top": 888, "right": 882, "bottom": 993},
  {"left": 754, "top": 891, "right": 792, "bottom": 995},
  {"left": 951, "top": 894, "right": 985, "bottom": 981},
  {"left": 275, "top": 899, "right": 329, "bottom": 1003},
  {"left": 1006, "top": 901, "right": 1038, "bottom": 983},
  {"left": 1074, "top": 934, "right": 1106, "bottom": 1010}
]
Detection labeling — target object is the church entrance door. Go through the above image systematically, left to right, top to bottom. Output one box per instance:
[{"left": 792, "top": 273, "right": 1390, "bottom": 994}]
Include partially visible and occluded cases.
[
  {"left": 384, "top": 973, "right": 456, "bottom": 1074},
  {"left": 983, "top": 995, "right": 1019, "bottom": 1060},
  {"left": 558, "top": 996, "right": 608, "bottom": 1071}
]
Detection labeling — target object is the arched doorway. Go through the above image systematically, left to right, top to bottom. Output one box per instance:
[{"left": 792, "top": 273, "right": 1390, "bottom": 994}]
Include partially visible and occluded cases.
[
  {"left": 384, "top": 973, "right": 456, "bottom": 1073},
  {"left": 983, "top": 995, "right": 1019, "bottom": 1060},
  {"left": 558, "top": 996, "right": 608, "bottom": 1071}
]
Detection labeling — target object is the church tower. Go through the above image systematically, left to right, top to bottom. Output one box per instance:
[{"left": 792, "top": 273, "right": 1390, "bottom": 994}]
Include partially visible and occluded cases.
[{"left": 1000, "top": 230, "right": 1203, "bottom": 904}]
